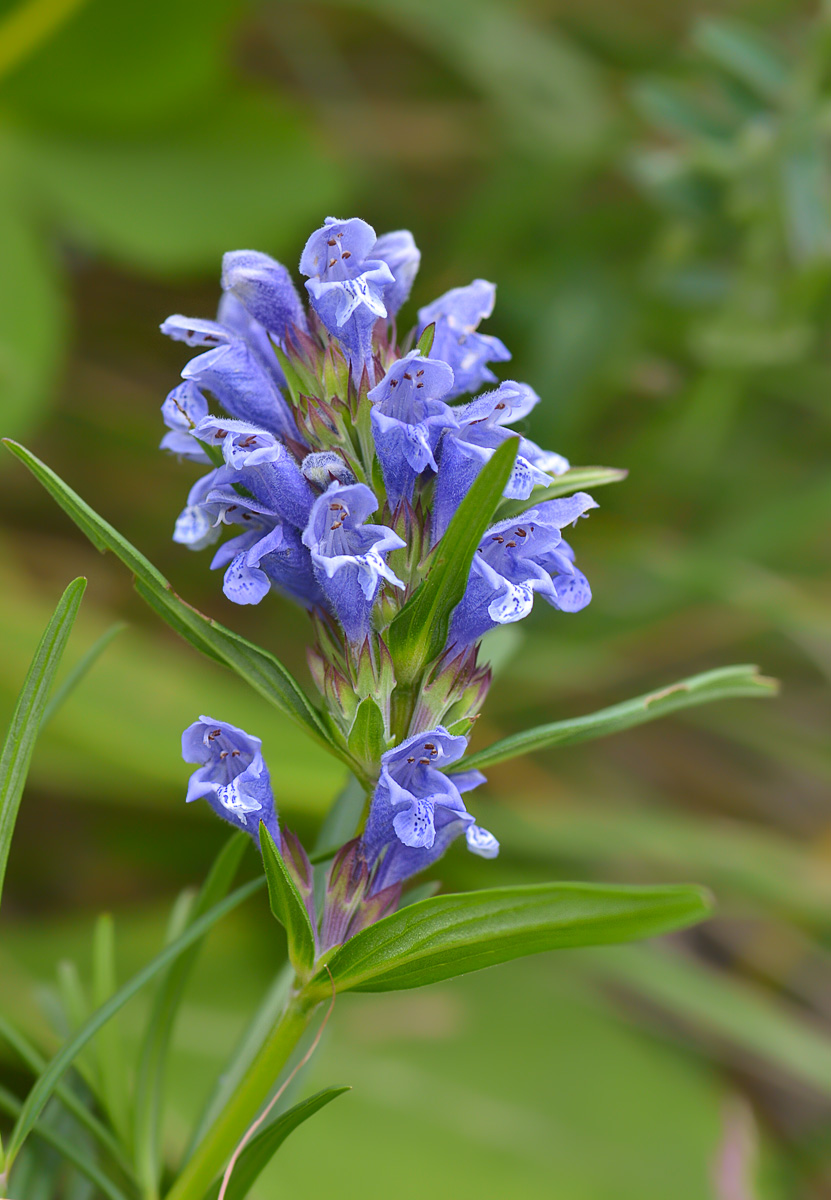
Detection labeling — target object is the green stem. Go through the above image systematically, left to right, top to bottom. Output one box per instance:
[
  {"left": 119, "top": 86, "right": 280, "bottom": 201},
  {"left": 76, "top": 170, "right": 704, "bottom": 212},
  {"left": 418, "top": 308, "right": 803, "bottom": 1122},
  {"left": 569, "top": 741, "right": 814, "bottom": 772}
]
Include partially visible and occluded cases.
[{"left": 164, "top": 990, "right": 319, "bottom": 1200}]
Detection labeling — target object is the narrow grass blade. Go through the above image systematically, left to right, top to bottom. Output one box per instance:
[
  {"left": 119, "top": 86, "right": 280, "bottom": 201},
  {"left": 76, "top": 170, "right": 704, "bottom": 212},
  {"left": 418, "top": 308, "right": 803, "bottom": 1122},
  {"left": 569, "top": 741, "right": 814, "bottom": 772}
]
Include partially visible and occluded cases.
[
  {"left": 0, "top": 576, "right": 85, "bottom": 911},
  {"left": 463, "top": 664, "right": 778, "bottom": 771},
  {"left": 133, "top": 834, "right": 249, "bottom": 1199},
  {"left": 6, "top": 876, "right": 265, "bottom": 1165},
  {"left": 92, "top": 915, "right": 130, "bottom": 1143}
]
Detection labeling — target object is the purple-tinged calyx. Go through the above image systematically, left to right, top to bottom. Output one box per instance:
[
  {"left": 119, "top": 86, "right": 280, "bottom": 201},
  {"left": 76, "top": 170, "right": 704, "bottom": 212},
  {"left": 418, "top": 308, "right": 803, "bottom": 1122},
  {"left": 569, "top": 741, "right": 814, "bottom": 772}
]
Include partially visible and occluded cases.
[
  {"left": 300, "top": 217, "right": 394, "bottom": 377},
  {"left": 417, "top": 279, "right": 511, "bottom": 399},
  {"left": 367, "top": 350, "right": 457, "bottom": 506},
  {"left": 302, "top": 482, "right": 405, "bottom": 644},
  {"left": 448, "top": 493, "right": 597, "bottom": 647},
  {"left": 182, "top": 716, "right": 280, "bottom": 848},
  {"left": 361, "top": 728, "right": 498, "bottom": 893},
  {"left": 319, "top": 839, "right": 402, "bottom": 951}
]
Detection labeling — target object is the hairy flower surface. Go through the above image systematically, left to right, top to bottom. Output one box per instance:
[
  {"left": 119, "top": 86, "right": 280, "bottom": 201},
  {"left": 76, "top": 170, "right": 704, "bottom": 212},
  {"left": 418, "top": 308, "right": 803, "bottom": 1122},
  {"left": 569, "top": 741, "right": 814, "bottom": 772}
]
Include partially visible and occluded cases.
[{"left": 166, "top": 216, "right": 598, "bottom": 942}]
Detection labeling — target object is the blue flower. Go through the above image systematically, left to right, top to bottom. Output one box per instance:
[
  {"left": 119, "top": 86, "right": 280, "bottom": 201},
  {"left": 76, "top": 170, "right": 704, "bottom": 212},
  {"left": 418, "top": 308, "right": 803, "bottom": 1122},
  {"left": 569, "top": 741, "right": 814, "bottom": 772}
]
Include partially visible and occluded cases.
[
  {"left": 299, "top": 217, "right": 394, "bottom": 377},
  {"left": 372, "top": 229, "right": 421, "bottom": 317},
  {"left": 221, "top": 250, "right": 309, "bottom": 343},
  {"left": 417, "top": 279, "right": 511, "bottom": 399},
  {"left": 161, "top": 312, "right": 298, "bottom": 442},
  {"left": 367, "top": 350, "right": 457, "bottom": 506},
  {"left": 160, "top": 381, "right": 210, "bottom": 462},
  {"left": 433, "top": 381, "right": 570, "bottom": 542},
  {"left": 194, "top": 416, "right": 315, "bottom": 531},
  {"left": 172, "top": 467, "right": 231, "bottom": 550},
  {"left": 302, "top": 482, "right": 405, "bottom": 643},
  {"left": 449, "top": 493, "right": 598, "bottom": 647},
  {"left": 210, "top": 516, "right": 323, "bottom": 610},
  {"left": 182, "top": 716, "right": 280, "bottom": 848},
  {"left": 361, "top": 728, "right": 498, "bottom": 892}
]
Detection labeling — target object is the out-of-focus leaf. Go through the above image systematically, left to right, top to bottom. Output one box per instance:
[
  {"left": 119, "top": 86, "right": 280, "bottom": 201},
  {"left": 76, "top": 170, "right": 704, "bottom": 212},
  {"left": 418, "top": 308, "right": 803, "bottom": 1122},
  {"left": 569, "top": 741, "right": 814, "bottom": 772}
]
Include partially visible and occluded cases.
[
  {"left": 0, "top": 0, "right": 90, "bottom": 84},
  {"left": 1, "top": 0, "right": 240, "bottom": 134},
  {"left": 692, "top": 19, "right": 788, "bottom": 101},
  {"left": 23, "top": 91, "right": 350, "bottom": 274},
  {"left": 0, "top": 168, "right": 65, "bottom": 439},
  {"left": 388, "top": 438, "right": 517, "bottom": 682},
  {"left": 2, "top": 441, "right": 353, "bottom": 769},
  {"left": 0, "top": 577, "right": 84, "bottom": 912},
  {"left": 41, "top": 622, "right": 125, "bottom": 726},
  {"left": 462, "top": 665, "right": 777, "bottom": 771},
  {"left": 312, "top": 775, "right": 366, "bottom": 860},
  {"left": 261, "top": 824, "right": 316, "bottom": 976},
  {"left": 133, "top": 833, "right": 249, "bottom": 1199},
  {"left": 5, "top": 876, "right": 264, "bottom": 1164},
  {"left": 310, "top": 882, "right": 712, "bottom": 996},
  {"left": 91, "top": 914, "right": 129, "bottom": 1142},
  {"left": 594, "top": 945, "right": 831, "bottom": 1098},
  {"left": 0, "top": 1084, "right": 130, "bottom": 1200},
  {"left": 202, "top": 1087, "right": 350, "bottom": 1200}
]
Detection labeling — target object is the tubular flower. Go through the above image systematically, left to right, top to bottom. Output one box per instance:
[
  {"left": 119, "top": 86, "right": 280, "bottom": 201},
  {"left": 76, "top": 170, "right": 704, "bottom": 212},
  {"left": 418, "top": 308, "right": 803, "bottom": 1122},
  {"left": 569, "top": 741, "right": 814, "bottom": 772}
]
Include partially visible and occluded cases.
[{"left": 182, "top": 717, "right": 280, "bottom": 848}]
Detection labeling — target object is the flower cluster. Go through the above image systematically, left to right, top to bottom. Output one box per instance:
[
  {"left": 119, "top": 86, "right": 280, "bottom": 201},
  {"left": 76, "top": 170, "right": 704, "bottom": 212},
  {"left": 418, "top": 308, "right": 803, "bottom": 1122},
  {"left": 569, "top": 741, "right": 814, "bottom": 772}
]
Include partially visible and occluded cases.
[{"left": 164, "top": 216, "right": 596, "bottom": 951}]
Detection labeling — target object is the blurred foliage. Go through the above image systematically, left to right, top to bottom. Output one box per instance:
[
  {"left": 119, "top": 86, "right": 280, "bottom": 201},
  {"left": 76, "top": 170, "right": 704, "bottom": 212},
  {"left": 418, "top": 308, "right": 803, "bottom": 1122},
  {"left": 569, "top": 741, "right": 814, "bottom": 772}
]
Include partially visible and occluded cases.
[{"left": 0, "top": 0, "right": 830, "bottom": 1196}]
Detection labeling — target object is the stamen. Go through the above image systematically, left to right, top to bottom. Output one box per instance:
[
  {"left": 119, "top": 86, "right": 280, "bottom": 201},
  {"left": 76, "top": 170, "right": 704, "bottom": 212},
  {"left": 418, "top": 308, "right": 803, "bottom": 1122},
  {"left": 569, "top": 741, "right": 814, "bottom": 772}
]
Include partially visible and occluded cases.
[
  {"left": 327, "top": 238, "right": 337, "bottom": 246},
  {"left": 342, "top": 250, "right": 352, "bottom": 259},
  {"left": 329, "top": 258, "right": 337, "bottom": 267},
  {"left": 416, "top": 369, "right": 424, "bottom": 377},
  {"left": 403, "top": 372, "right": 413, "bottom": 380},
  {"left": 389, "top": 379, "right": 398, "bottom": 388},
  {"left": 416, "top": 382, "right": 424, "bottom": 388},
  {"left": 495, "top": 402, "right": 505, "bottom": 410},
  {"left": 215, "top": 429, "right": 227, "bottom": 439},
  {"left": 330, "top": 521, "right": 343, "bottom": 530},
  {"left": 515, "top": 527, "right": 527, "bottom": 537},
  {"left": 492, "top": 535, "right": 504, "bottom": 543},
  {"left": 506, "top": 541, "right": 516, "bottom": 548},
  {"left": 209, "top": 729, "right": 221, "bottom": 739},
  {"left": 220, "top": 750, "right": 228, "bottom": 759},
  {"left": 231, "top": 750, "right": 241, "bottom": 757},
  {"left": 407, "top": 756, "right": 415, "bottom": 763},
  {"left": 419, "top": 758, "right": 430, "bottom": 765}
]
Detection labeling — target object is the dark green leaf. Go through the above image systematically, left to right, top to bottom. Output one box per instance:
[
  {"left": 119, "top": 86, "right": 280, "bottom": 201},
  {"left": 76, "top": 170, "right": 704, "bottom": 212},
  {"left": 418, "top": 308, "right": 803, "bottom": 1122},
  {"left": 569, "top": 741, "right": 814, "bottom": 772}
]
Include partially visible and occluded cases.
[
  {"left": 388, "top": 438, "right": 518, "bottom": 681},
  {"left": 3, "top": 440, "right": 352, "bottom": 768},
  {"left": 0, "top": 576, "right": 85, "bottom": 911},
  {"left": 463, "top": 665, "right": 778, "bottom": 772},
  {"left": 260, "top": 825, "right": 316, "bottom": 977},
  {"left": 133, "top": 833, "right": 249, "bottom": 1197},
  {"left": 6, "top": 876, "right": 264, "bottom": 1164},
  {"left": 310, "top": 881, "right": 712, "bottom": 996},
  {"left": 202, "top": 1087, "right": 350, "bottom": 1200}
]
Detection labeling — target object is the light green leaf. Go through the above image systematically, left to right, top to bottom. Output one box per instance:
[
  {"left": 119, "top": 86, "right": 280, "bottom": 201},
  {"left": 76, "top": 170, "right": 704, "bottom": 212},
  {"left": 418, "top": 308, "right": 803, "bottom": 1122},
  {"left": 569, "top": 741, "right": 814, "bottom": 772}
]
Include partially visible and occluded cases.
[
  {"left": 692, "top": 18, "right": 788, "bottom": 101},
  {"left": 388, "top": 438, "right": 518, "bottom": 682},
  {"left": 2, "top": 440, "right": 353, "bottom": 770},
  {"left": 494, "top": 465, "right": 627, "bottom": 522},
  {"left": 0, "top": 576, "right": 85, "bottom": 912},
  {"left": 462, "top": 665, "right": 778, "bottom": 772},
  {"left": 347, "top": 698, "right": 387, "bottom": 770},
  {"left": 260, "top": 825, "right": 316, "bottom": 977},
  {"left": 133, "top": 832, "right": 249, "bottom": 1198},
  {"left": 5, "top": 876, "right": 265, "bottom": 1165},
  {"left": 309, "top": 881, "right": 712, "bottom": 996},
  {"left": 92, "top": 914, "right": 129, "bottom": 1142},
  {"left": 595, "top": 945, "right": 831, "bottom": 1099},
  {"left": 0, "top": 1084, "right": 130, "bottom": 1200},
  {"left": 202, "top": 1087, "right": 350, "bottom": 1200}
]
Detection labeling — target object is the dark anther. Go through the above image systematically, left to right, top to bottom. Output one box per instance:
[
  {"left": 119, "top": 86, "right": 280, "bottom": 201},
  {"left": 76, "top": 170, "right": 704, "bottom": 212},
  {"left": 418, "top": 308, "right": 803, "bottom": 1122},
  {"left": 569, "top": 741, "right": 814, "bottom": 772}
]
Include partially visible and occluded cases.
[
  {"left": 328, "top": 238, "right": 337, "bottom": 246},
  {"left": 342, "top": 250, "right": 352, "bottom": 259},
  {"left": 329, "top": 258, "right": 337, "bottom": 268},
  {"left": 416, "top": 369, "right": 424, "bottom": 377},
  {"left": 403, "top": 372, "right": 413, "bottom": 380},
  {"left": 389, "top": 379, "right": 398, "bottom": 387},
  {"left": 416, "top": 382, "right": 424, "bottom": 388},
  {"left": 495, "top": 402, "right": 505, "bottom": 410},
  {"left": 215, "top": 429, "right": 227, "bottom": 439},
  {"left": 240, "top": 435, "right": 258, "bottom": 448},
  {"left": 226, "top": 504, "right": 238, "bottom": 513},
  {"left": 242, "top": 513, "right": 252, "bottom": 520},
  {"left": 330, "top": 520, "right": 343, "bottom": 530},
  {"left": 529, "top": 525, "right": 536, "bottom": 532},
  {"left": 515, "top": 527, "right": 527, "bottom": 537},
  {"left": 492, "top": 535, "right": 504, "bottom": 543},
  {"left": 506, "top": 541, "right": 516, "bottom": 548},
  {"left": 209, "top": 729, "right": 221, "bottom": 738},
  {"left": 424, "top": 742, "right": 435, "bottom": 751},
  {"left": 231, "top": 749, "right": 241, "bottom": 757},
  {"left": 219, "top": 750, "right": 228, "bottom": 759},
  {"left": 407, "top": 756, "right": 415, "bottom": 763},
  {"left": 419, "top": 758, "right": 430, "bottom": 765}
]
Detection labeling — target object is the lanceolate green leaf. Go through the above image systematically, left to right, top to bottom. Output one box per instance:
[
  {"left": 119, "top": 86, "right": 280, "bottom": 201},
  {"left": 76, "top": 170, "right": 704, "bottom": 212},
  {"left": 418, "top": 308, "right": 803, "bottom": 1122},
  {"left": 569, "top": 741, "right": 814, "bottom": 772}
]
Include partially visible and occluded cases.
[
  {"left": 388, "top": 438, "right": 518, "bottom": 681},
  {"left": 3, "top": 440, "right": 351, "bottom": 769},
  {"left": 495, "top": 465, "right": 628, "bottom": 521},
  {"left": 0, "top": 576, "right": 85, "bottom": 911},
  {"left": 41, "top": 620, "right": 125, "bottom": 726},
  {"left": 463, "top": 665, "right": 778, "bottom": 772},
  {"left": 260, "top": 825, "right": 316, "bottom": 976},
  {"left": 6, "top": 876, "right": 265, "bottom": 1166},
  {"left": 309, "top": 881, "right": 712, "bottom": 996},
  {"left": 202, "top": 1087, "right": 350, "bottom": 1200}
]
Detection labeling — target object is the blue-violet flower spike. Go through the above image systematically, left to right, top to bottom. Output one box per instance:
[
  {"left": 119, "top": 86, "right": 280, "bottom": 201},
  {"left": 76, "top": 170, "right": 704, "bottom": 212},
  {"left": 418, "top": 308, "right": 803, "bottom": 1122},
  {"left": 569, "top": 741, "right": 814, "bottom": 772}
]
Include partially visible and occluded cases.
[
  {"left": 300, "top": 217, "right": 394, "bottom": 377},
  {"left": 372, "top": 230, "right": 421, "bottom": 317},
  {"left": 221, "top": 250, "right": 309, "bottom": 343},
  {"left": 417, "top": 279, "right": 511, "bottom": 399},
  {"left": 367, "top": 350, "right": 457, "bottom": 507},
  {"left": 302, "top": 482, "right": 405, "bottom": 643},
  {"left": 449, "top": 493, "right": 598, "bottom": 646},
  {"left": 182, "top": 716, "right": 280, "bottom": 848},
  {"left": 361, "top": 728, "right": 497, "bottom": 892}
]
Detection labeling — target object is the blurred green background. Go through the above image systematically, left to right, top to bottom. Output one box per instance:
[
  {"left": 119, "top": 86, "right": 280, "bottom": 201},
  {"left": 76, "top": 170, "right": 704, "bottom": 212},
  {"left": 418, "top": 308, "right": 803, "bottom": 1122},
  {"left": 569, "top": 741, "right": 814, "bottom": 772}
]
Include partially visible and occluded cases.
[{"left": 0, "top": 0, "right": 829, "bottom": 1195}]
